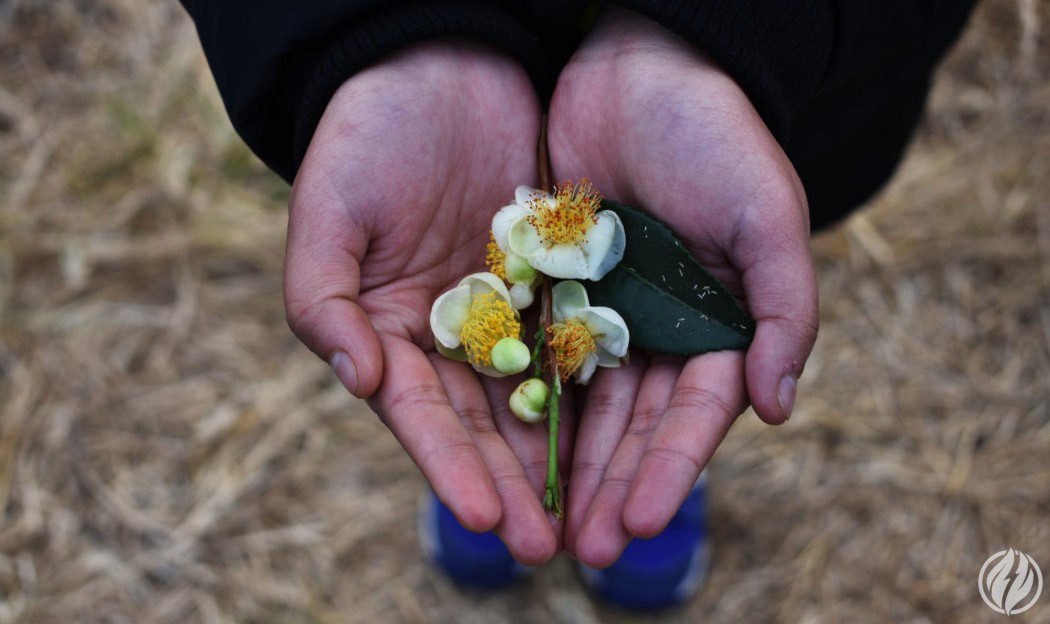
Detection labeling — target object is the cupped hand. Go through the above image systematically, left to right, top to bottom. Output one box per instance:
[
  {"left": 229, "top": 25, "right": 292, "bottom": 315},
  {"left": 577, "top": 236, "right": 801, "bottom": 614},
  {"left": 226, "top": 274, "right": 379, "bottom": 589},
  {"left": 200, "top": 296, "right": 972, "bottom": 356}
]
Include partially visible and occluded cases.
[
  {"left": 548, "top": 10, "right": 819, "bottom": 566},
  {"left": 284, "top": 42, "right": 563, "bottom": 564}
]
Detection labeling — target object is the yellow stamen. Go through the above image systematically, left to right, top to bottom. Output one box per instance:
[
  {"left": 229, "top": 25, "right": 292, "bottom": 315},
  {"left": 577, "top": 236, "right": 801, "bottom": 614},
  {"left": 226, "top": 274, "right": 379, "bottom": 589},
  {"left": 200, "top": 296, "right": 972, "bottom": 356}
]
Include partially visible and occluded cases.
[
  {"left": 526, "top": 179, "right": 602, "bottom": 247},
  {"left": 485, "top": 232, "right": 507, "bottom": 281},
  {"left": 460, "top": 291, "right": 521, "bottom": 367},
  {"left": 548, "top": 320, "right": 596, "bottom": 380}
]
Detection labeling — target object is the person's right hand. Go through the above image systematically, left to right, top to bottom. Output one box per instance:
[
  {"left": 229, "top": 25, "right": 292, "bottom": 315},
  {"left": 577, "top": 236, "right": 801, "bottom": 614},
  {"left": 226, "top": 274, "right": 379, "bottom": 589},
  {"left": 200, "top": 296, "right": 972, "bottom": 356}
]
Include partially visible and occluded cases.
[{"left": 284, "top": 42, "right": 562, "bottom": 564}]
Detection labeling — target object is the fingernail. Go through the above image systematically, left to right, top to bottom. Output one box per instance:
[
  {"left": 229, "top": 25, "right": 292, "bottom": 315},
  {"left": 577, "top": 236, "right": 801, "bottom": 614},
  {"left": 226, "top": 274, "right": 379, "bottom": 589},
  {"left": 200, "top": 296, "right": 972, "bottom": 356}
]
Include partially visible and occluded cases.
[
  {"left": 330, "top": 350, "right": 359, "bottom": 396},
  {"left": 778, "top": 375, "right": 797, "bottom": 421}
]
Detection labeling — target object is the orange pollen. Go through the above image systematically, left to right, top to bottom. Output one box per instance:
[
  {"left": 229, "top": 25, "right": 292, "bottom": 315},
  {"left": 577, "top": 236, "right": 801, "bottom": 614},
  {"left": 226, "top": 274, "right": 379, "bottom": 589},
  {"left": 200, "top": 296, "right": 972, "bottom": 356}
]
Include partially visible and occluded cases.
[
  {"left": 526, "top": 179, "right": 602, "bottom": 247},
  {"left": 485, "top": 233, "right": 507, "bottom": 282},
  {"left": 460, "top": 291, "right": 521, "bottom": 367},
  {"left": 548, "top": 320, "right": 596, "bottom": 380}
]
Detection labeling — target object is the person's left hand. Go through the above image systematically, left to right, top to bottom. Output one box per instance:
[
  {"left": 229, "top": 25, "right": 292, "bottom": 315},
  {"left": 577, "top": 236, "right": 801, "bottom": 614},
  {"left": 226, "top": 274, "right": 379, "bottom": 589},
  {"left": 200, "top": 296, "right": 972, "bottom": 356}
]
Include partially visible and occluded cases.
[{"left": 547, "top": 9, "right": 820, "bottom": 567}]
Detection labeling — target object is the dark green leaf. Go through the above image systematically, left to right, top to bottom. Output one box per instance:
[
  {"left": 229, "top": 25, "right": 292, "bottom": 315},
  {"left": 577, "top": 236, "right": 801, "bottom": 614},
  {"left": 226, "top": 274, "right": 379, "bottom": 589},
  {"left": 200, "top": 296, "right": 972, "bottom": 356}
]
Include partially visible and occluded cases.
[{"left": 584, "top": 200, "right": 755, "bottom": 354}]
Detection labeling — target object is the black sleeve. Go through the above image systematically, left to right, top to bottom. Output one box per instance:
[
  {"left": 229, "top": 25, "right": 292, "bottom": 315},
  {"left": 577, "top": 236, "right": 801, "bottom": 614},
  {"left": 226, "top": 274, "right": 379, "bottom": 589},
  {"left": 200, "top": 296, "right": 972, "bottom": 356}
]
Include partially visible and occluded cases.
[
  {"left": 181, "top": 0, "right": 978, "bottom": 223},
  {"left": 178, "top": 1, "right": 556, "bottom": 183},
  {"left": 788, "top": 1, "right": 980, "bottom": 228}
]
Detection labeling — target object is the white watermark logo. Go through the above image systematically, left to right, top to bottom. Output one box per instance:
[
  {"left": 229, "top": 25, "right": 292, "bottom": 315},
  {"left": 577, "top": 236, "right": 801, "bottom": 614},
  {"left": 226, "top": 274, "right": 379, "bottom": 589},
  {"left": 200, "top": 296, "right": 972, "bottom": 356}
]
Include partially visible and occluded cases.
[{"left": 979, "top": 549, "right": 1043, "bottom": 615}]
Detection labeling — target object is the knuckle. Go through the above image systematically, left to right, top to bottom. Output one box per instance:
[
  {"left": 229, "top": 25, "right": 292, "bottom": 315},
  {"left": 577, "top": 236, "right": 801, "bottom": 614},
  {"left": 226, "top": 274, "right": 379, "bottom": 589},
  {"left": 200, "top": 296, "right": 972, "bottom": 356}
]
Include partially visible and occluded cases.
[
  {"left": 283, "top": 288, "right": 322, "bottom": 341},
  {"left": 758, "top": 311, "right": 820, "bottom": 354},
  {"left": 384, "top": 383, "right": 447, "bottom": 419},
  {"left": 668, "top": 385, "right": 737, "bottom": 421},
  {"left": 584, "top": 389, "right": 632, "bottom": 419},
  {"left": 627, "top": 404, "right": 664, "bottom": 434},
  {"left": 457, "top": 407, "right": 497, "bottom": 436},
  {"left": 417, "top": 439, "right": 476, "bottom": 477},
  {"left": 645, "top": 444, "right": 703, "bottom": 475},
  {"left": 521, "top": 458, "right": 550, "bottom": 483},
  {"left": 571, "top": 459, "right": 608, "bottom": 479},
  {"left": 599, "top": 474, "right": 633, "bottom": 496}
]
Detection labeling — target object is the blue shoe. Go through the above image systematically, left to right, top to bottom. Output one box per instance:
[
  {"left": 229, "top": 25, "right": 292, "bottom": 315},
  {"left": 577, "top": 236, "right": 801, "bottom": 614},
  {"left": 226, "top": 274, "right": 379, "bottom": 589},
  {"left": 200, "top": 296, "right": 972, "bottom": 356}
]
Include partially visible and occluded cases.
[
  {"left": 578, "top": 478, "right": 710, "bottom": 610},
  {"left": 417, "top": 491, "right": 530, "bottom": 590}
]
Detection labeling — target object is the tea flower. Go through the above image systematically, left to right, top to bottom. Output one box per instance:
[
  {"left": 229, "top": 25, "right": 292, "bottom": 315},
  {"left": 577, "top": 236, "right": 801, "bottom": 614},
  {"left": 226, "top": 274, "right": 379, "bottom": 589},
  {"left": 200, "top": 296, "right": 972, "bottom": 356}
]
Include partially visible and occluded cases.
[
  {"left": 492, "top": 180, "right": 625, "bottom": 281},
  {"left": 430, "top": 272, "right": 526, "bottom": 376},
  {"left": 549, "top": 280, "right": 629, "bottom": 384}
]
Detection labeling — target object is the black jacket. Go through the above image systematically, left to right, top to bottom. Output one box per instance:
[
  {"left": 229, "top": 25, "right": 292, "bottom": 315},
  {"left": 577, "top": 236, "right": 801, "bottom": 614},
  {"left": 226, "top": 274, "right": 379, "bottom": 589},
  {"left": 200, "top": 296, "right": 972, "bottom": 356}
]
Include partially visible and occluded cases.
[{"left": 179, "top": 0, "right": 977, "bottom": 230}]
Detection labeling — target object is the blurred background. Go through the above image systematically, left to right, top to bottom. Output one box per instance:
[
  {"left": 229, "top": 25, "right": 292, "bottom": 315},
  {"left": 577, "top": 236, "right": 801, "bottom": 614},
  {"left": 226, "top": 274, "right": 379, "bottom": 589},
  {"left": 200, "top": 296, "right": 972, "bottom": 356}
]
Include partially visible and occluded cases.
[{"left": 1, "top": 1, "right": 1048, "bottom": 622}]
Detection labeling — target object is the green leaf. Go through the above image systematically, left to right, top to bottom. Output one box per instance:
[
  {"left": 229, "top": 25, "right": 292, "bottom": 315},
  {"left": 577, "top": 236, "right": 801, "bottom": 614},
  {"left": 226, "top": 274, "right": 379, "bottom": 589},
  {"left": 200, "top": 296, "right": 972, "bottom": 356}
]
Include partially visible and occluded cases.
[{"left": 584, "top": 200, "right": 755, "bottom": 354}]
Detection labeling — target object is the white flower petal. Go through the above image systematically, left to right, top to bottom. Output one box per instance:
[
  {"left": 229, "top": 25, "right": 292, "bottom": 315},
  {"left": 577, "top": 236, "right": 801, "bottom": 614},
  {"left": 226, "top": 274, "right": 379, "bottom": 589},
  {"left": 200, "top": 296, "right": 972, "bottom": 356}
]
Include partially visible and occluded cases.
[
  {"left": 515, "top": 185, "right": 548, "bottom": 208},
  {"left": 491, "top": 203, "right": 530, "bottom": 250},
  {"left": 582, "top": 210, "right": 626, "bottom": 280},
  {"left": 508, "top": 217, "right": 543, "bottom": 256},
  {"left": 525, "top": 243, "right": 592, "bottom": 280},
  {"left": 461, "top": 272, "right": 513, "bottom": 303},
  {"left": 551, "top": 280, "right": 590, "bottom": 322},
  {"left": 509, "top": 281, "right": 536, "bottom": 310},
  {"left": 429, "top": 283, "right": 472, "bottom": 349},
  {"left": 579, "top": 307, "right": 630, "bottom": 359},
  {"left": 436, "top": 341, "right": 469, "bottom": 362},
  {"left": 595, "top": 347, "right": 622, "bottom": 368},
  {"left": 574, "top": 353, "right": 600, "bottom": 384},
  {"left": 472, "top": 363, "right": 510, "bottom": 378}
]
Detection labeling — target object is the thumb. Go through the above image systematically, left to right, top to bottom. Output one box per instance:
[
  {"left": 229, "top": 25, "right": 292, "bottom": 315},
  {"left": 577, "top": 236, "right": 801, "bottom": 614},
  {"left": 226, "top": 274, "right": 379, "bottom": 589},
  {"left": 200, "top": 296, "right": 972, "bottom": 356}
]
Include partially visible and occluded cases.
[
  {"left": 283, "top": 177, "right": 383, "bottom": 399},
  {"left": 734, "top": 200, "right": 819, "bottom": 425}
]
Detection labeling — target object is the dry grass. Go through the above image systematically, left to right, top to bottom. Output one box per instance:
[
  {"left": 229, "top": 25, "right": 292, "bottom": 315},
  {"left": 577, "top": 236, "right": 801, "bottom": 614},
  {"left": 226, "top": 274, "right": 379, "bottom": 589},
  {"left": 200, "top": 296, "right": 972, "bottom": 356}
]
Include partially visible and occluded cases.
[{"left": 1, "top": 0, "right": 1048, "bottom": 622}]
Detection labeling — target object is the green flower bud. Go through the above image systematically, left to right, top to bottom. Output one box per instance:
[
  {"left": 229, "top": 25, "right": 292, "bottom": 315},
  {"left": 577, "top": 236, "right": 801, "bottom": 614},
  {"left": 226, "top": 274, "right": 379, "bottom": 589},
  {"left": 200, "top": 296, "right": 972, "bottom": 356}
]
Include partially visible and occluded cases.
[
  {"left": 504, "top": 252, "right": 538, "bottom": 284},
  {"left": 490, "top": 337, "right": 531, "bottom": 375},
  {"left": 510, "top": 378, "right": 549, "bottom": 423}
]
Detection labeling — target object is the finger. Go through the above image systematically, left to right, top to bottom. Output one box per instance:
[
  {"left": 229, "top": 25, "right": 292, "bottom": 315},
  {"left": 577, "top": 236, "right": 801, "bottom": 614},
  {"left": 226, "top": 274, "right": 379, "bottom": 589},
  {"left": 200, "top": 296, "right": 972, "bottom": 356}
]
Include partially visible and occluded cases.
[
  {"left": 284, "top": 178, "right": 383, "bottom": 399},
  {"left": 733, "top": 197, "right": 819, "bottom": 424},
  {"left": 368, "top": 335, "right": 500, "bottom": 532},
  {"left": 623, "top": 350, "right": 746, "bottom": 538},
  {"left": 564, "top": 355, "right": 646, "bottom": 558},
  {"left": 574, "top": 356, "right": 682, "bottom": 568},
  {"left": 432, "top": 368, "right": 555, "bottom": 565},
  {"left": 484, "top": 375, "right": 577, "bottom": 538},
  {"left": 481, "top": 376, "right": 549, "bottom": 498},
  {"left": 555, "top": 383, "right": 578, "bottom": 503}
]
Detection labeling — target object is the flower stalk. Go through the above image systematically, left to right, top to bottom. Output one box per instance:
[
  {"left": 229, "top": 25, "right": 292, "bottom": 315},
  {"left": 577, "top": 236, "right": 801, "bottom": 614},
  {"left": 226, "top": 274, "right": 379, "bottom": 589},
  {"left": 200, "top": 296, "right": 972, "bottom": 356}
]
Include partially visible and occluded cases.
[
  {"left": 537, "top": 117, "right": 564, "bottom": 517},
  {"left": 540, "top": 277, "right": 563, "bottom": 517}
]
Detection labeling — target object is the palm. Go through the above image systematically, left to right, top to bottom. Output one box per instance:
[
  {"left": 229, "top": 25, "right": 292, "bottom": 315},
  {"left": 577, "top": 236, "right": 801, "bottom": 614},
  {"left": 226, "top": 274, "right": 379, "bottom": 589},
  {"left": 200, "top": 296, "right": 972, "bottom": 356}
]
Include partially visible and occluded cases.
[
  {"left": 547, "top": 10, "right": 818, "bottom": 566},
  {"left": 550, "top": 37, "right": 805, "bottom": 295},
  {"left": 285, "top": 43, "right": 562, "bottom": 564},
  {"left": 351, "top": 137, "right": 528, "bottom": 344}
]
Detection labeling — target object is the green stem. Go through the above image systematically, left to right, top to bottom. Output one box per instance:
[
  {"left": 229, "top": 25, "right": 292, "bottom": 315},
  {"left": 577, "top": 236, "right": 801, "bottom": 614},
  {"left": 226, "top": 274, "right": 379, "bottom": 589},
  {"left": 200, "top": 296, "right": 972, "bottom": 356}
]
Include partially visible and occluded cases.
[{"left": 543, "top": 375, "right": 562, "bottom": 517}]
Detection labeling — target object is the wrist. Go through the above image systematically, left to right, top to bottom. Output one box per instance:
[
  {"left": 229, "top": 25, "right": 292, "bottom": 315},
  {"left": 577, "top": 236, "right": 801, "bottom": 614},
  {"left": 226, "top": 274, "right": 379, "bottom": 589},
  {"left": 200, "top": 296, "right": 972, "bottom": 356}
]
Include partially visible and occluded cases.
[
  {"left": 597, "top": 1, "right": 833, "bottom": 144},
  {"left": 293, "top": 3, "right": 548, "bottom": 175},
  {"left": 563, "top": 8, "right": 752, "bottom": 121},
  {"left": 316, "top": 40, "right": 537, "bottom": 152},
  {"left": 336, "top": 40, "right": 525, "bottom": 104}
]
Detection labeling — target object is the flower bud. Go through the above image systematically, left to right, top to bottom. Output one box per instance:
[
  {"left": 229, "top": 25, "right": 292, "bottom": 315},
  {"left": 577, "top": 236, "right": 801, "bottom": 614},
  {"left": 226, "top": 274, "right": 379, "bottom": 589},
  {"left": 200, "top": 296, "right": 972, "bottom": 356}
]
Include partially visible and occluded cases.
[
  {"left": 504, "top": 252, "right": 538, "bottom": 284},
  {"left": 490, "top": 337, "right": 531, "bottom": 375},
  {"left": 509, "top": 378, "right": 549, "bottom": 423}
]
